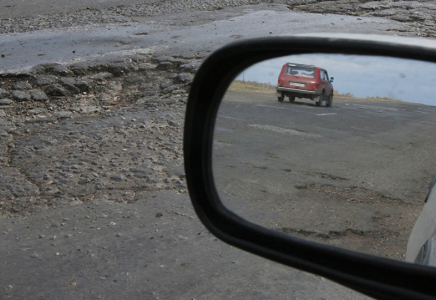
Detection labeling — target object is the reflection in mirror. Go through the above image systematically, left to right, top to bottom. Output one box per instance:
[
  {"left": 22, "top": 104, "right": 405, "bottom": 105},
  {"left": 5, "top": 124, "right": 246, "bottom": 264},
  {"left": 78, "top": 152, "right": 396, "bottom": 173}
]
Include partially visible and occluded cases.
[{"left": 213, "top": 54, "right": 436, "bottom": 264}]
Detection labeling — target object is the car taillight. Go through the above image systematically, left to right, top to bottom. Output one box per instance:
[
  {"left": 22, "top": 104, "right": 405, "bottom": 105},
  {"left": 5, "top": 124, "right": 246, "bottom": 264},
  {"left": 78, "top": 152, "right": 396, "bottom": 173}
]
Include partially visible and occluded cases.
[
  {"left": 278, "top": 79, "right": 283, "bottom": 85},
  {"left": 313, "top": 84, "right": 318, "bottom": 89}
]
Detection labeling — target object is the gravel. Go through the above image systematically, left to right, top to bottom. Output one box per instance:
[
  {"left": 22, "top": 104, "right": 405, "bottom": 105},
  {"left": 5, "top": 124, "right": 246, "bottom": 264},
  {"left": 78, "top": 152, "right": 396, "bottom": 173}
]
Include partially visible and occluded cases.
[
  {"left": 0, "top": 53, "right": 199, "bottom": 216},
  {"left": 0, "top": 55, "right": 199, "bottom": 119}
]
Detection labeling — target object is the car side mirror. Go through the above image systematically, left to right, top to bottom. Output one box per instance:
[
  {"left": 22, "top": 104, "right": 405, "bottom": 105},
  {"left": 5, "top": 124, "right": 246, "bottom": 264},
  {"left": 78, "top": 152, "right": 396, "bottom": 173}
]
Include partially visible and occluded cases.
[
  {"left": 183, "top": 35, "right": 436, "bottom": 300},
  {"left": 330, "top": 77, "right": 334, "bottom": 82}
]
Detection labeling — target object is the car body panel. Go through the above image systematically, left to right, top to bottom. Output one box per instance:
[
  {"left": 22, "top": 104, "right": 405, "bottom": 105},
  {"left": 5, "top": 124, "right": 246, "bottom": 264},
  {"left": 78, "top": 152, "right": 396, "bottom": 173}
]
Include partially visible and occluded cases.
[
  {"left": 276, "top": 63, "right": 333, "bottom": 102},
  {"left": 407, "top": 174, "right": 436, "bottom": 265}
]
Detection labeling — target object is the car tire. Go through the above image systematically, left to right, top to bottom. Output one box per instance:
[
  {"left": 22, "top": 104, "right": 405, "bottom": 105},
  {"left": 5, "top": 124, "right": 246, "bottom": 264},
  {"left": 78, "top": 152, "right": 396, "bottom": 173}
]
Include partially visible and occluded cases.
[
  {"left": 278, "top": 93, "right": 284, "bottom": 102},
  {"left": 316, "top": 94, "right": 323, "bottom": 106},
  {"left": 289, "top": 96, "right": 295, "bottom": 102},
  {"left": 326, "top": 96, "right": 333, "bottom": 107}
]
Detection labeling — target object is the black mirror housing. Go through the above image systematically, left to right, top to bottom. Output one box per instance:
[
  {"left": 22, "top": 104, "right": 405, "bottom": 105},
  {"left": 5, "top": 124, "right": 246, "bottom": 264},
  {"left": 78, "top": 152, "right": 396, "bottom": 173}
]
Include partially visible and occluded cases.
[{"left": 183, "top": 36, "right": 436, "bottom": 300}]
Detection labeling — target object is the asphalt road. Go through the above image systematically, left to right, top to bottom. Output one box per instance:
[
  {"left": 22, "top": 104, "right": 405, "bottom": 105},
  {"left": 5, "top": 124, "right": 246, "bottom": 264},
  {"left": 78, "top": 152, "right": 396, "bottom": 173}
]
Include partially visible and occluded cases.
[
  {"left": 1, "top": 0, "right": 157, "bottom": 18},
  {"left": 1, "top": 1, "right": 435, "bottom": 299},
  {"left": 0, "top": 3, "right": 410, "bottom": 74},
  {"left": 214, "top": 90, "right": 436, "bottom": 261},
  {"left": 0, "top": 106, "right": 373, "bottom": 300}
]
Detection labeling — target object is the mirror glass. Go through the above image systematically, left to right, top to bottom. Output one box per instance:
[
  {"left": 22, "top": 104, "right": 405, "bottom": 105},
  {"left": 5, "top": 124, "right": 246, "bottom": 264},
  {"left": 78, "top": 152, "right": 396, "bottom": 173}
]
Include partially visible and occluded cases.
[{"left": 213, "top": 54, "right": 436, "bottom": 263}]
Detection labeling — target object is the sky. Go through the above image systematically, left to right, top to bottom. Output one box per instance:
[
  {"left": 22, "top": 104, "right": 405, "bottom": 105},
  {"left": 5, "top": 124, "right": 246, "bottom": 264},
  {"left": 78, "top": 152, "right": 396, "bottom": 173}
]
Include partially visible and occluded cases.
[{"left": 235, "top": 54, "right": 436, "bottom": 106}]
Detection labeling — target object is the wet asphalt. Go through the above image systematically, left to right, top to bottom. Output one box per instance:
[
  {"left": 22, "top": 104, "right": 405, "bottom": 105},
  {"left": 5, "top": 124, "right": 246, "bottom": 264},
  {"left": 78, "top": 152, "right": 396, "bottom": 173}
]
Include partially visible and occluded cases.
[{"left": 1, "top": 3, "right": 412, "bottom": 73}]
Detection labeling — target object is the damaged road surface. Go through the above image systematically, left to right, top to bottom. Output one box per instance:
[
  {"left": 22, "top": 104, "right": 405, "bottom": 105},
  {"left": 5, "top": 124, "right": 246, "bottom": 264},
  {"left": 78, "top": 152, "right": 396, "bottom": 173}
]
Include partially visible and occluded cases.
[
  {"left": 1, "top": 1, "right": 434, "bottom": 299},
  {"left": 0, "top": 2, "right": 417, "bottom": 73},
  {"left": 0, "top": 56, "right": 369, "bottom": 300},
  {"left": 215, "top": 91, "right": 436, "bottom": 262}
]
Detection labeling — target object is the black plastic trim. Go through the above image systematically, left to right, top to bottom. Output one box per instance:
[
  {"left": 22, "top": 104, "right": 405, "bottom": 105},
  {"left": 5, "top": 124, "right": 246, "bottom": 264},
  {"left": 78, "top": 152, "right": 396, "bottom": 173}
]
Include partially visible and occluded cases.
[
  {"left": 183, "top": 36, "right": 436, "bottom": 300},
  {"left": 276, "top": 86, "right": 317, "bottom": 95}
]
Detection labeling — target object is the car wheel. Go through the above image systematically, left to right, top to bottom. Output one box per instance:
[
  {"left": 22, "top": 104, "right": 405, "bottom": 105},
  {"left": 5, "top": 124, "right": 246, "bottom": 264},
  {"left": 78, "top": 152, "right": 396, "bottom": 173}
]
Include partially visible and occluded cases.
[
  {"left": 278, "top": 93, "right": 284, "bottom": 102},
  {"left": 316, "top": 94, "right": 323, "bottom": 106},
  {"left": 289, "top": 96, "right": 295, "bottom": 102},
  {"left": 326, "top": 96, "right": 333, "bottom": 107}
]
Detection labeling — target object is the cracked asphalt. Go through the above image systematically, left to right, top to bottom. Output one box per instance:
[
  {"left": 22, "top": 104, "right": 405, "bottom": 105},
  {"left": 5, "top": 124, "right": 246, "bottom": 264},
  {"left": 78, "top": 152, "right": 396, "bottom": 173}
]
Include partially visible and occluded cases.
[{"left": 1, "top": 1, "right": 435, "bottom": 299}]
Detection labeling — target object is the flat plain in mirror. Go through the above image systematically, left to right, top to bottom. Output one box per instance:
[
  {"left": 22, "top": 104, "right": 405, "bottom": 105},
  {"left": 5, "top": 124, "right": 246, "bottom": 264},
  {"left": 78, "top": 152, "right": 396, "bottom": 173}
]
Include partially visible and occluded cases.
[{"left": 213, "top": 54, "right": 436, "bottom": 262}]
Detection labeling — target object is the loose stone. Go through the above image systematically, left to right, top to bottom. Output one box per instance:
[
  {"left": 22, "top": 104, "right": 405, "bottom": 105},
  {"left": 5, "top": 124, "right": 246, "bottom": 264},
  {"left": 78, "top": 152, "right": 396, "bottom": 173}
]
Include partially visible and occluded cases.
[
  {"left": 391, "top": 15, "right": 410, "bottom": 22},
  {"left": 108, "top": 62, "right": 134, "bottom": 76},
  {"left": 157, "top": 62, "right": 172, "bottom": 70},
  {"left": 179, "top": 62, "right": 201, "bottom": 73},
  {"left": 138, "top": 63, "right": 155, "bottom": 71},
  {"left": 52, "top": 64, "right": 74, "bottom": 76},
  {"left": 90, "top": 72, "right": 113, "bottom": 81},
  {"left": 177, "top": 73, "right": 194, "bottom": 83},
  {"left": 35, "top": 75, "right": 58, "bottom": 86},
  {"left": 125, "top": 75, "right": 144, "bottom": 84},
  {"left": 59, "top": 78, "right": 80, "bottom": 94},
  {"left": 160, "top": 79, "right": 173, "bottom": 89},
  {"left": 75, "top": 80, "right": 92, "bottom": 92},
  {"left": 12, "top": 81, "right": 32, "bottom": 90},
  {"left": 45, "top": 84, "right": 70, "bottom": 97},
  {"left": 162, "top": 84, "right": 182, "bottom": 94},
  {"left": 0, "top": 89, "right": 8, "bottom": 98},
  {"left": 12, "top": 90, "right": 32, "bottom": 101},
  {"left": 30, "top": 90, "right": 48, "bottom": 101},
  {"left": 97, "top": 93, "right": 112, "bottom": 102},
  {"left": 135, "top": 97, "right": 149, "bottom": 106},
  {"left": 0, "top": 98, "right": 13, "bottom": 105},
  {"left": 28, "top": 108, "right": 48, "bottom": 115},
  {"left": 54, "top": 111, "right": 74, "bottom": 119},
  {"left": 168, "top": 121, "right": 181, "bottom": 127},
  {"left": 110, "top": 174, "right": 125, "bottom": 181},
  {"left": 78, "top": 178, "right": 91, "bottom": 184}
]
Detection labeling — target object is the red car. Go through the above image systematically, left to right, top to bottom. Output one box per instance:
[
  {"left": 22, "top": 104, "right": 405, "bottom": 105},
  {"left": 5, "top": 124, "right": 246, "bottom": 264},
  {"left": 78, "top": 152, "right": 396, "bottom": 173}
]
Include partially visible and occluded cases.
[{"left": 276, "top": 63, "right": 334, "bottom": 107}]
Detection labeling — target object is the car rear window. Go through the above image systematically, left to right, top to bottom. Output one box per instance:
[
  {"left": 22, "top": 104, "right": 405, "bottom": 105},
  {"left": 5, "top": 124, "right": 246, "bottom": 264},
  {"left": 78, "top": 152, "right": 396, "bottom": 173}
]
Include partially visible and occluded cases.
[{"left": 284, "top": 66, "right": 315, "bottom": 78}]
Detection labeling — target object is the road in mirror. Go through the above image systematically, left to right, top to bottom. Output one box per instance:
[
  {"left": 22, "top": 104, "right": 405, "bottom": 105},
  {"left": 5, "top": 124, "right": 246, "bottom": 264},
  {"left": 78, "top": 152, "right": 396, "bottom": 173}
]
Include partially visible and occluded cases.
[{"left": 213, "top": 54, "right": 436, "bottom": 263}]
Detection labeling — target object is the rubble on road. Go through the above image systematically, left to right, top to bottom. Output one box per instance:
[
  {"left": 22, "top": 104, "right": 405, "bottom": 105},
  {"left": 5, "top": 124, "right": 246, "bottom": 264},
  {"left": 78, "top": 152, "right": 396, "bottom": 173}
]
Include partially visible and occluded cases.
[
  {"left": 0, "top": 54, "right": 202, "bottom": 216},
  {"left": 0, "top": 54, "right": 201, "bottom": 120}
]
